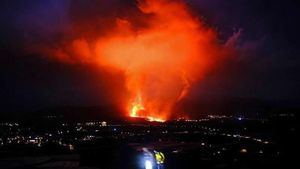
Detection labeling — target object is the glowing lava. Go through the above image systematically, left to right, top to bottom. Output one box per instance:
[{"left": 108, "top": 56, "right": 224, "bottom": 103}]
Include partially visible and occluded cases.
[
  {"left": 130, "top": 93, "right": 145, "bottom": 118},
  {"left": 129, "top": 94, "right": 165, "bottom": 122}
]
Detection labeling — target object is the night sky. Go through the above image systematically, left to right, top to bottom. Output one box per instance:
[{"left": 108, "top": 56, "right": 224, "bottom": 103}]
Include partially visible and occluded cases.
[{"left": 0, "top": 0, "right": 299, "bottom": 116}]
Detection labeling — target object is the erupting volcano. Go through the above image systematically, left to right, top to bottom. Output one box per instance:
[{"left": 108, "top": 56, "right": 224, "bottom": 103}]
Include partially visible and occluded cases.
[
  {"left": 36, "top": 0, "right": 230, "bottom": 122},
  {"left": 95, "top": 0, "right": 227, "bottom": 121}
]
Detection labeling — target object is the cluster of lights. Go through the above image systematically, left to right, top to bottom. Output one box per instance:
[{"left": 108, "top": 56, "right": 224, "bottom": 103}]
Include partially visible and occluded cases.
[
  {"left": 83, "top": 121, "right": 107, "bottom": 127},
  {"left": 0, "top": 122, "right": 19, "bottom": 127},
  {"left": 222, "top": 133, "right": 270, "bottom": 144}
]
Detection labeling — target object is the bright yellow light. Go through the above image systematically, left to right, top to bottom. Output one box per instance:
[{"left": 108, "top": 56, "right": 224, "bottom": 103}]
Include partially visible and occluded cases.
[
  {"left": 130, "top": 93, "right": 145, "bottom": 117},
  {"left": 129, "top": 94, "right": 166, "bottom": 122},
  {"left": 130, "top": 104, "right": 145, "bottom": 117}
]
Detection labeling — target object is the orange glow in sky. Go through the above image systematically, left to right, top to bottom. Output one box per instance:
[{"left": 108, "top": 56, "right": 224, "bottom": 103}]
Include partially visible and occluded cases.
[
  {"left": 38, "top": 0, "right": 229, "bottom": 122},
  {"left": 95, "top": 0, "right": 225, "bottom": 121}
]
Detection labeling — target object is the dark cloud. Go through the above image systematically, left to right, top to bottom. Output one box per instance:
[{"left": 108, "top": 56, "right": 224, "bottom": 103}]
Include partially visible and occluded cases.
[{"left": 187, "top": 0, "right": 300, "bottom": 100}]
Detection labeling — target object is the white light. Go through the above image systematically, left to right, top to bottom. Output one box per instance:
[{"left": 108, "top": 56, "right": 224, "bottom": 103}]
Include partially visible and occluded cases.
[{"left": 145, "top": 160, "right": 153, "bottom": 169}]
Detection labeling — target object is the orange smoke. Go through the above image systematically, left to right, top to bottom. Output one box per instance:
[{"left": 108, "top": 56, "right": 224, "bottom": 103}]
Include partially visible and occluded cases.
[
  {"left": 32, "top": 0, "right": 230, "bottom": 122},
  {"left": 94, "top": 0, "right": 225, "bottom": 121}
]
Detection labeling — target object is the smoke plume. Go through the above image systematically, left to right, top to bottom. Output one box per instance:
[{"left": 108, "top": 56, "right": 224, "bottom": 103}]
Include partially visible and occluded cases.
[{"left": 28, "top": 0, "right": 231, "bottom": 121}]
